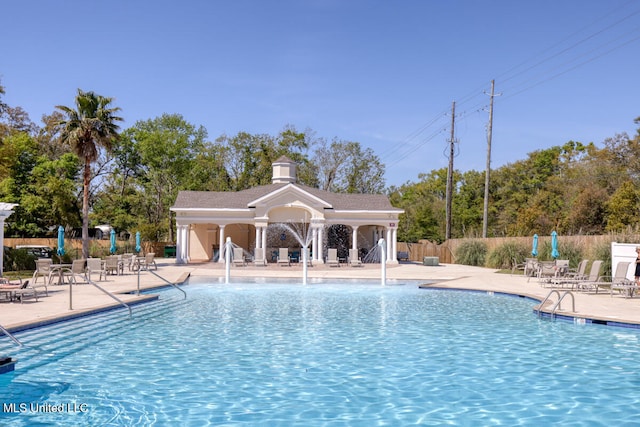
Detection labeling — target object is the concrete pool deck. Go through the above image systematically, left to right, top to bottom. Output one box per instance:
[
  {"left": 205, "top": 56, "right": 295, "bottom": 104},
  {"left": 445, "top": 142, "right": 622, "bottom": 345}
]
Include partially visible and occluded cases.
[{"left": 2, "top": 259, "right": 640, "bottom": 332}]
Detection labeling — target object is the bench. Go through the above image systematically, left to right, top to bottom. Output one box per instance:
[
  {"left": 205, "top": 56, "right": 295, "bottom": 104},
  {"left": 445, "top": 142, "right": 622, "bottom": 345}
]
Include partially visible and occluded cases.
[{"left": 397, "top": 251, "right": 409, "bottom": 261}]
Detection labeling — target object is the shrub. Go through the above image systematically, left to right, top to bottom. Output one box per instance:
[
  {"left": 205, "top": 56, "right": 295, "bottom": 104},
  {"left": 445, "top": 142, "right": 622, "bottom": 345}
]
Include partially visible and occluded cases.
[
  {"left": 455, "top": 240, "right": 487, "bottom": 267},
  {"left": 556, "top": 240, "right": 583, "bottom": 270},
  {"left": 90, "top": 241, "right": 109, "bottom": 258},
  {"left": 487, "top": 241, "right": 528, "bottom": 269},
  {"left": 591, "top": 241, "right": 612, "bottom": 278},
  {"left": 3, "top": 248, "right": 37, "bottom": 271}
]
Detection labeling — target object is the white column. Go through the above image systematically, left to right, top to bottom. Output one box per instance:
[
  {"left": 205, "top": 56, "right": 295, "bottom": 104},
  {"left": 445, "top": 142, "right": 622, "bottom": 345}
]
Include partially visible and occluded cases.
[
  {"left": 0, "top": 218, "right": 5, "bottom": 275},
  {"left": 176, "top": 224, "right": 187, "bottom": 264},
  {"left": 175, "top": 225, "right": 182, "bottom": 263},
  {"left": 181, "top": 225, "right": 187, "bottom": 263},
  {"left": 185, "top": 225, "right": 190, "bottom": 262},
  {"left": 218, "top": 225, "right": 226, "bottom": 263},
  {"left": 351, "top": 225, "right": 359, "bottom": 251},
  {"left": 255, "top": 226, "right": 261, "bottom": 252},
  {"left": 262, "top": 226, "right": 267, "bottom": 253},
  {"left": 317, "top": 226, "right": 324, "bottom": 264},
  {"left": 312, "top": 227, "right": 318, "bottom": 262},
  {"left": 386, "top": 228, "right": 392, "bottom": 263},
  {"left": 392, "top": 228, "right": 398, "bottom": 262}
]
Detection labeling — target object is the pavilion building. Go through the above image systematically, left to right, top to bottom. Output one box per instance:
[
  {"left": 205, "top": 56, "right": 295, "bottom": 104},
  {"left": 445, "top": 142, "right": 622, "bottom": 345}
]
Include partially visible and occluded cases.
[{"left": 170, "top": 156, "right": 403, "bottom": 265}]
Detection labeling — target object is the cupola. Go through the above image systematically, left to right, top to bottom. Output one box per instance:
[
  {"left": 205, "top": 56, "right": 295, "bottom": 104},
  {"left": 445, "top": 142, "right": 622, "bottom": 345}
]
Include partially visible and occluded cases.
[{"left": 272, "top": 156, "right": 297, "bottom": 184}]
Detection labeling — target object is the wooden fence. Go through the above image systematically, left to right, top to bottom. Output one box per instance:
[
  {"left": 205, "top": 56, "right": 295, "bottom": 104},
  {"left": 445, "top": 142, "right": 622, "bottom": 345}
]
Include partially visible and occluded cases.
[
  {"left": 4, "top": 234, "right": 629, "bottom": 264},
  {"left": 397, "top": 234, "right": 620, "bottom": 264},
  {"left": 4, "top": 237, "right": 172, "bottom": 258}
]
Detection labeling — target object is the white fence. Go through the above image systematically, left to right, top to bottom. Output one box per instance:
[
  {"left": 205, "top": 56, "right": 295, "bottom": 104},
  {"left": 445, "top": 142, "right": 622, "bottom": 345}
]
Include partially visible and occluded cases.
[{"left": 611, "top": 242, "right": 639, "bottom": 281}]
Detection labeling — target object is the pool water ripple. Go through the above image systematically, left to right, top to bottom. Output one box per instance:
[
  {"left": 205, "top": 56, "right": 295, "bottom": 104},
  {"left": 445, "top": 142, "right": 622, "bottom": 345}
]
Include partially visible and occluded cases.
[{"left": 1, "top": 281, "right": 639, "bottom": 426}]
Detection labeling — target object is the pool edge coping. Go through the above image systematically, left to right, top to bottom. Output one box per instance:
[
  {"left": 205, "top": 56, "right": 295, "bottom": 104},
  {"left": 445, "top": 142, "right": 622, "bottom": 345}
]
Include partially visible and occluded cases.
[
  {"left": 3, "top": 273, "right": 191, "bottom": 334},
  {"left": 420, "top": 283, "right": 640, "bottom": 329}
]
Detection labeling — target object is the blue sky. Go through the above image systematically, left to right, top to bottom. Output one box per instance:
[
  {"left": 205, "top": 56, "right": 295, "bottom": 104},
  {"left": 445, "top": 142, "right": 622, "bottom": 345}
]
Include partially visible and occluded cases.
[{"left": 1, "top": 0, "right": 639, "bottom": 187}]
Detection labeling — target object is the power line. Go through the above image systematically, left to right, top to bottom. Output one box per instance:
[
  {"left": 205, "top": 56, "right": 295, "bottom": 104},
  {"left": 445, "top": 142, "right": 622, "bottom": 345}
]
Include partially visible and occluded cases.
[
  {"left": 382, "top": 1, "right": 640, "bottom": 184},
  {"left": 498, "top": 3, "right": 640, "bottom": 86},
  {"left": 502, "top": 27, "right": 640, "bottom": 100}
]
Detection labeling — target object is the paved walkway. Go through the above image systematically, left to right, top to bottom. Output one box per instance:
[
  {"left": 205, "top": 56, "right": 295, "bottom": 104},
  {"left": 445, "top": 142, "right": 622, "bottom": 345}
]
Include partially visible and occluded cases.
[{"left": 2, "top": 259, "right": 640, "bottom": 333}]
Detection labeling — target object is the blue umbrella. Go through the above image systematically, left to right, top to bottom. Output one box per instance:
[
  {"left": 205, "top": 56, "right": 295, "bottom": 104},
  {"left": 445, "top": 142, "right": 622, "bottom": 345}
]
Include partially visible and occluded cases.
[
  {"left": 57, "top": 226, "right": 65, "bottom": 257},
  {"left": 110, "top": 229, "right": 117, "bottom": 254},
  {"left": 135, "top": 231, "right": 141, "bottom": 253},
  {"left": 551, "top": 231, "right": 559, "bottom": 259},
  {"left": 531, "top": 234, "right": 539, "bottom": 257}
]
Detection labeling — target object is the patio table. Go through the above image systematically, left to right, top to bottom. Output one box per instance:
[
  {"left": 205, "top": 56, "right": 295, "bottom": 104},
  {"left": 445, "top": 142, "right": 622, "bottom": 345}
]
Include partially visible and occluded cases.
[{"left": 48, "top": 264, "right": 73, "bottom": 285}]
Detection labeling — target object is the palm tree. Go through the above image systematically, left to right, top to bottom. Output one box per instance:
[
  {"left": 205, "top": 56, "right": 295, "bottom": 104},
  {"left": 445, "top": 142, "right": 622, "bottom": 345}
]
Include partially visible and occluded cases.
[{"left": 57, "top": 89, "right": 123, "bottom": 258}]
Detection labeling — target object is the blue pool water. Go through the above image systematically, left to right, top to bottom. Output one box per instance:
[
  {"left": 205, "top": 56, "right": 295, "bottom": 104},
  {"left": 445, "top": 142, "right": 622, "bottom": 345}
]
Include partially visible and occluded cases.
[{"left": 1, "top": 279, "right": 640, "bottom": 426}]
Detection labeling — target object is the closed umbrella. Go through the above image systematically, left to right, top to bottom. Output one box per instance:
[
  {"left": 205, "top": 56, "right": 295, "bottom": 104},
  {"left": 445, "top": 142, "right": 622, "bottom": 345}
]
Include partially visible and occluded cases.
[
  {"left": 57, "top": 226, "right": 65, "bottom": 257},
  {"left": 110, "top": 229, "right": 117, "bottom": 254},
  {"left": 135, "top": 231, "right": 141, "bottom": 253},
  {"left": 551, "top": 231, "right": 559, "bottom": 259},
  {"left": 531, "top": 234, "right": 538, "bottom": 257}
]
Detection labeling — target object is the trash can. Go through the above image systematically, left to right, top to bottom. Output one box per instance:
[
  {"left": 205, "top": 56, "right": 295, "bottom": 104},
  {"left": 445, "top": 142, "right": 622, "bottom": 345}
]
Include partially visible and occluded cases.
[
  {"left": 164, "top": 245, "right": 176, "bottom": 258},
  {"left": 423, "top": 256, "right": 439, "bottom": 266}
]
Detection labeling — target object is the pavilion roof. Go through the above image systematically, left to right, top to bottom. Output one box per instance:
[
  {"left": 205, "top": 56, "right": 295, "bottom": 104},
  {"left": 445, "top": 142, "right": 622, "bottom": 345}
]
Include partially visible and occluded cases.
[{"left": 172, "top": 184, "right": 402, "bottom": 212}]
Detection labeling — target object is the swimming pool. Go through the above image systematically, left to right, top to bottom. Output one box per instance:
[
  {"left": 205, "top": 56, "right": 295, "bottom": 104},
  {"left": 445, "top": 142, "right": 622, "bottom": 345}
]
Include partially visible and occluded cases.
[{"left": 1, "top": 279, "right": 639, "bottom": 426}]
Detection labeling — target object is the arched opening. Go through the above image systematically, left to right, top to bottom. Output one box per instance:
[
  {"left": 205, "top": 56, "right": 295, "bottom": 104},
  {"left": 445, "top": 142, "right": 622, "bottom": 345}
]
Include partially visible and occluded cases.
[{"left": 327, "top": 224, "right": 350, "bottom": 261}]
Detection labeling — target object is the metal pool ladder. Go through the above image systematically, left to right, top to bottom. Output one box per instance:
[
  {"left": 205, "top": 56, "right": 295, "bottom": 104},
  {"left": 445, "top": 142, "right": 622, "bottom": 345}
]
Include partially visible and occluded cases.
[
  {"left": 538, "top": 289, "right": 575, "bottom": 319},
  {"left": 0, "top": 323, "right": 22, "bottom": 347}
]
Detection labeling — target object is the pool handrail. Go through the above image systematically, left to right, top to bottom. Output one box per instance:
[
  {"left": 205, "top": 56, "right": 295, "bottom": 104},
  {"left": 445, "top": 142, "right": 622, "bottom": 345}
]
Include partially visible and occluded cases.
[
  {"left": 137, "top": 268, "right": 187, "bottom": 299},
  {"left": 68, "top": 272, "right": 132, "bottom": 318},
  {"left": 537, "top": 289, "right": 576, "bottom": 319},
  {"left": 0, "top": 323, "right": 23, "bottom": 347}
]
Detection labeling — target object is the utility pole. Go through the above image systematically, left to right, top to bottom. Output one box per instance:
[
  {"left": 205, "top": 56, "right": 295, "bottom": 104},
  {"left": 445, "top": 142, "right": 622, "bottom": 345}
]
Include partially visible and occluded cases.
[
  {"left": 482, "top": 80, "right": 496, "bottom": 238},
  {"left": 445, "top": 101, "right": 456, "bottom": 240}
]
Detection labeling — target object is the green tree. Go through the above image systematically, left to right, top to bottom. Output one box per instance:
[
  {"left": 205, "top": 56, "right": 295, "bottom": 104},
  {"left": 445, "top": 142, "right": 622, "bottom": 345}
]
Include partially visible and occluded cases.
[
  {"left": 57, "top": 90, "right": 123, "bottom": 258},
  {"left": 125, "top": 113, "right": 207, "bottom": 241},
  {"left": 0, "top": 132, "right": 80, "bottom": 236},
  {"left": 313, "top": 138, "right": 385, "bottom": 193},
  {"left": 388, "top": 168, "right": 449, "bottom": 242},
  {"left": 452, "top": 169, "right": 485, "bottom": 237},
  {"left": 605, "top": 181, "right": 640, "bottom": 232}
]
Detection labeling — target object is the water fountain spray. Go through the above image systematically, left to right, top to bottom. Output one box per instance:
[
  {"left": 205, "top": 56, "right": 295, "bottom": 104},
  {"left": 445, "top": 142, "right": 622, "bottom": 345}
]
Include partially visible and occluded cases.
[
  {"left": 225, "top": 237, "right": 232, "bottom": 284},
  {"left": 378, "top": 238, "right": 386, "bottom": 286}
]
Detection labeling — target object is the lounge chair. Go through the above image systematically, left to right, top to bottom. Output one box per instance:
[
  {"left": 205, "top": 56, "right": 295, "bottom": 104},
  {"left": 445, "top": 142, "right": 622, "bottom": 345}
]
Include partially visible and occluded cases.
[
  {"left": 232, "top": 247, "right": 246, "bottom": 267},
  {"left": 253, "top": 248, "right": 267, "bottom": 266},
  {"left": 277, "top": 248, "right": 290, "bottom": 266},
  {"left": 327, "top": 248, "right": 340, "bottom": 267},
  {"left": 348, "top": 249, "right": 363, "bottom": 267},
  {"left": 137, "top": 253, "right": 157, "bottom": 271},
  {"left": 126, "top": 254, "right": 138, "bottom": 271},
  {"left": 105, "top": 256, "right": 123, "bottom": 276},
  {"left": 512, "top": 257, "right": 538, "bottom": 277},
  {"left": 32, "top": 258, "right": 52, "bottom": 287},
  {"left": 86, "top": 258, "right": 106, "bottom": 281},
  {"left": 62, "top": 259, "right": 87, "bottom": 284},
  {"left": 550, "top": 259, "right": 589, "bottom": 288},
  {"left": 555, "top": 259, "right": 570, "bottom": 275},
  {"left": 567, "top": 259, "right": 589, "bottom": 279},
  {"left": 555, "top": 260, "right": 602, "bottom": 290},
  {"left": 535, "top": 261, "right": 560, "bottom": 285},
  {"left": 580, "top": 261, "right": 630, "bottom": 294},
  {"left": 609, "top": 263, "right": 640, "bottom": 298},
  {"left": 0, "top": 279, "right": 31, "bottom": 302},
  {"left": 13, "top": 280, "right": 38, "bottom": 303},
  {"left": 611, "top": 280, "right": 639, "bottom": 298},
  {"left": 0, "top": 282, "right": 18, "bottom": 301}
]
